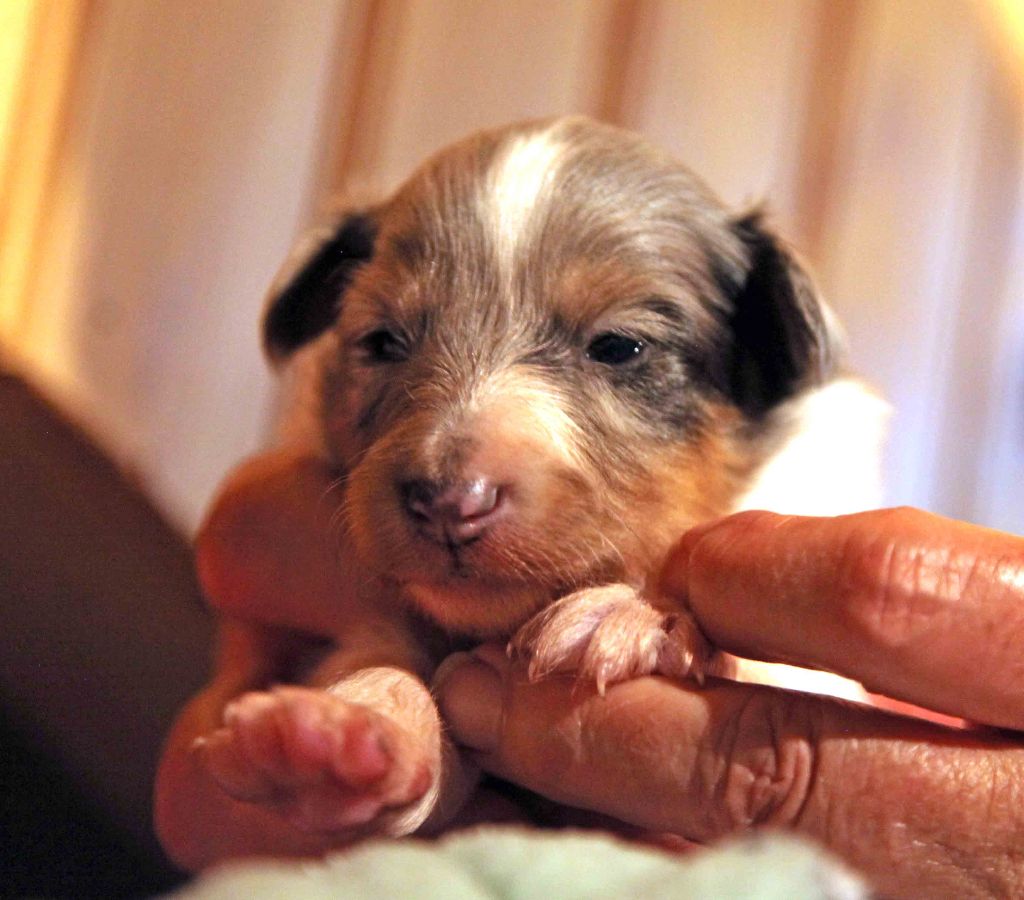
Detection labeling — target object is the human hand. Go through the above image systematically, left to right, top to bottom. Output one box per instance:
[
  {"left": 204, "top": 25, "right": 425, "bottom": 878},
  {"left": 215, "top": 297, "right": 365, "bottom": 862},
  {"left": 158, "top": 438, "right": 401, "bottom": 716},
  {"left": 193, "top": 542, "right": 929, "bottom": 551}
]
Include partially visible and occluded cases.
[
  {"left": 194, "top": 449, "right": 377, "bottom": 637},
  {"left": 159, "top": 452, "right": 445, "bottom": 869},
  {"left": 436, "top": 508, "right": 1024, "bottom": 898}
]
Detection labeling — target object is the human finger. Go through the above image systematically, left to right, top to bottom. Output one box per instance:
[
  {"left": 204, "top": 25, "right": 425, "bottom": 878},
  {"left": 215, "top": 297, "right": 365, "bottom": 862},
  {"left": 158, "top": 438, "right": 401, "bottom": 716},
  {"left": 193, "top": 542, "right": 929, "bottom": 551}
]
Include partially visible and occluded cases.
[
  {"left": 195, "top": 451, "right": 355, "bottom": 633},
  {"left": 660, "top": 508, "right": 1024, "bottom": 729},
  {"left": 436, "top": 648, "right": 1024, "bottom": 898}
]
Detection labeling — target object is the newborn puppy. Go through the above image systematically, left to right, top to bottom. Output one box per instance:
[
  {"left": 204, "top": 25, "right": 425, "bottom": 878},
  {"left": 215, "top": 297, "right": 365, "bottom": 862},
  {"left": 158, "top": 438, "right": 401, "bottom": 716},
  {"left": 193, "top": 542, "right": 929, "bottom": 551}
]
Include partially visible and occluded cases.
[{"left": 198, "top": 116, "right": 886, "bottom": 839}]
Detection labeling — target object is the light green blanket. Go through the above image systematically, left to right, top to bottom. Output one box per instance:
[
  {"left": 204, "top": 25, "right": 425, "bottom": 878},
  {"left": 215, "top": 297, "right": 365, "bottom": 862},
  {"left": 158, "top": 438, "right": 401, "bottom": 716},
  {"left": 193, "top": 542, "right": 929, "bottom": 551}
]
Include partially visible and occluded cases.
[{"left": 175, "top": 826, "right": 868, "bottom": 899}]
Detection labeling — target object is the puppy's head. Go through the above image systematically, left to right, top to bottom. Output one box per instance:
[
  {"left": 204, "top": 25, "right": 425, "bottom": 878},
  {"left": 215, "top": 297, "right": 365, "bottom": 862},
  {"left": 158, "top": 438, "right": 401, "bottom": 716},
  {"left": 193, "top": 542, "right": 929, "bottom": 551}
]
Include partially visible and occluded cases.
[{"left": 264, "top": 117, "right": 838, "bottom": 637}]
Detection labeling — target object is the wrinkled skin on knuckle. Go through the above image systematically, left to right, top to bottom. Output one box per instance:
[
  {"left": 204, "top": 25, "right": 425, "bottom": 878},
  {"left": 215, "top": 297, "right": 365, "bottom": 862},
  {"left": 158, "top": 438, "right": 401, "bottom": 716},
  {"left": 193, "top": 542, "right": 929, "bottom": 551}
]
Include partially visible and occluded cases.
[
  {"left": 834, "top": 507, "right": 941, "bottom": 652},
  {"left": 700, "top": 686, "right": 818, "bottom": 837},
  {"left": 784, "top": 699, "right": 1024, "bottom": 900}
]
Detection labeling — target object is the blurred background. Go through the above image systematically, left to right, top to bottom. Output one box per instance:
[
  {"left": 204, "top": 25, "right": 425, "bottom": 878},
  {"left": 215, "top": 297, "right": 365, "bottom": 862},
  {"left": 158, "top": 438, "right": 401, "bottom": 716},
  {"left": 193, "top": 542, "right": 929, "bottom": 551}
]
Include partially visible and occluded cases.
[{"left": 0, "top": 0, "right": 1021, "bottom": 895}]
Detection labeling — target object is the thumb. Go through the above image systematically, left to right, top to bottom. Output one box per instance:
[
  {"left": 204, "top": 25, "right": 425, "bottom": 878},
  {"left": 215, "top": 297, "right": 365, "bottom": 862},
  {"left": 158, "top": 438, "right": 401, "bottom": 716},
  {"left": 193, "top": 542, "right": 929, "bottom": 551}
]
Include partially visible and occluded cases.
[
  {"left": 433, "top": 644, "right": 1011, "bottom": 900},
  {"left": 435, "top": 644, "right": 720, "bottom": 833}
]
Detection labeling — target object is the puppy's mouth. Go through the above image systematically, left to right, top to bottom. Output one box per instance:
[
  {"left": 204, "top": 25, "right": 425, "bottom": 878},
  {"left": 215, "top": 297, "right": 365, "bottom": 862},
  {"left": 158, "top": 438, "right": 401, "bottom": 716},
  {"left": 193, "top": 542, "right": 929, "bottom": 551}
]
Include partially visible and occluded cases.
[
  {"left": 346, "top": 474, "right": 640, "bottom": 635},
  {"left": 400, "top": 478, "right": 511, "bottom": 572},
  {"left": 364, "top": 490, "right": 559, "bottom": 635},
  {"left": 429, "top": 539, "right": 485, "bottom": 579}
]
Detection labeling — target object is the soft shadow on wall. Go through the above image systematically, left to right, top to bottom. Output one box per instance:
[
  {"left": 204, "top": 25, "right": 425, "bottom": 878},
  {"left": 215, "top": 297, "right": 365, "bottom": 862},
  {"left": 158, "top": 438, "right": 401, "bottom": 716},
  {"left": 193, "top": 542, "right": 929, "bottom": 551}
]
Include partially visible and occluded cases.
[{"left": 1, "top": 0, "right": 1022, "bottom": 535}]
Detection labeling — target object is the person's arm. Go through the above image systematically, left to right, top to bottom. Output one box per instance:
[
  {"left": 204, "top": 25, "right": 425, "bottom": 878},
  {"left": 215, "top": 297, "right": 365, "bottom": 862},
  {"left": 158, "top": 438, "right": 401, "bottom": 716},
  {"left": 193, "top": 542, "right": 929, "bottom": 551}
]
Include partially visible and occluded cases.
[{"left": 437, "top": 508, "right": 1024, "bottom": 898}]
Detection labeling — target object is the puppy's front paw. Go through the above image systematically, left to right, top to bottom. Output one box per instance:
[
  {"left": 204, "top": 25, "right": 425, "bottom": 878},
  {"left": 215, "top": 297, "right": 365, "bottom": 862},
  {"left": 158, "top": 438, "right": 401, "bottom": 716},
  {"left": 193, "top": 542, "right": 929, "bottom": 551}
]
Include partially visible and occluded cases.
[
  {"left": 510, "top": 584, "right": 718, "bottom": 693},
  {"left": 194, "top": 686, "right": 434, "bottom": 836}
]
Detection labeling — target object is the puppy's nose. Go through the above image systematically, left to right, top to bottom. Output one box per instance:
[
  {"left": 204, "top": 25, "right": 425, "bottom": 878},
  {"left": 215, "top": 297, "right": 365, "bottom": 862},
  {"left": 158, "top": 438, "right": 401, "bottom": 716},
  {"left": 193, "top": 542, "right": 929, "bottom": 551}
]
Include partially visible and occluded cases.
[{"left": 399, "top": 478, "right": 504, "bottom": 545}]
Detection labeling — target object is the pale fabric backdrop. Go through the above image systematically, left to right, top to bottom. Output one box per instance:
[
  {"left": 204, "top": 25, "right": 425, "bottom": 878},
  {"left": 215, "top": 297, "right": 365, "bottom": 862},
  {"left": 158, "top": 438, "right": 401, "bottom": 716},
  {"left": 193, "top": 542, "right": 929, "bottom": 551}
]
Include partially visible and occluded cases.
[{"left": 1, "top": 0, "right": 1022, "bottom": 535}]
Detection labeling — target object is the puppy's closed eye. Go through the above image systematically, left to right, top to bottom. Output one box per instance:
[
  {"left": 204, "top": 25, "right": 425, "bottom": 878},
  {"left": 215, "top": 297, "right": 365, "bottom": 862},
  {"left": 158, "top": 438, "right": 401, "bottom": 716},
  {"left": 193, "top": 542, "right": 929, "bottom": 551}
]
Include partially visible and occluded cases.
[{"left": 357, "top": 328, "right": 407, "bottom": 365}]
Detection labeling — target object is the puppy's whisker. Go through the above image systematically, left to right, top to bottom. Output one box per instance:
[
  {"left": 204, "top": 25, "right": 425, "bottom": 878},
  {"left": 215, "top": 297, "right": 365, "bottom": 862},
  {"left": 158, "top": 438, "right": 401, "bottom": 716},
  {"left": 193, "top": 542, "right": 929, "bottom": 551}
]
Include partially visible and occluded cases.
[
  {"left": 314, "top": 474, "right": 348, "bottom": 519},
  {"left": 599, "top": 506, "right": 643, "bottom": 566}
]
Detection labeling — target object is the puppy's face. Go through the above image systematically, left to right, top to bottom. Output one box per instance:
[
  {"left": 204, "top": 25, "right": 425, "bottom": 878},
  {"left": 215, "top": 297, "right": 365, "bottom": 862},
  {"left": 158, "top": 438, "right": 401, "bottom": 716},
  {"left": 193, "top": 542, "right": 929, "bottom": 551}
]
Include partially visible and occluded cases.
[{"left": 265, "top": 118, "right": 836, "bottom": 637}]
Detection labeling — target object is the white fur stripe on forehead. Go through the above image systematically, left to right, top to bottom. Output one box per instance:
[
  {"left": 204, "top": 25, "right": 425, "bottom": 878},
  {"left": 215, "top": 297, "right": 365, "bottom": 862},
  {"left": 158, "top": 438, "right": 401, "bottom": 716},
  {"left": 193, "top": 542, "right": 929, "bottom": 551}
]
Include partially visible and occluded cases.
[{"left": 486, "top": 127, "right": 566, "bottom": 274}]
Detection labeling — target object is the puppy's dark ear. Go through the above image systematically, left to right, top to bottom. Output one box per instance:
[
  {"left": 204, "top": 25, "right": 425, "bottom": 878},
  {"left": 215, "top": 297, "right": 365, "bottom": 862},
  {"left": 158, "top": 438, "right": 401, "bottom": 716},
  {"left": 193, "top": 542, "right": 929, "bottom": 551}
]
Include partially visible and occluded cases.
[
  {"left": 262, "top": 211, "right": 377, "bottom": 362},
  {"left": 720, "top": 211, "right": 838, "bottom": 417}
]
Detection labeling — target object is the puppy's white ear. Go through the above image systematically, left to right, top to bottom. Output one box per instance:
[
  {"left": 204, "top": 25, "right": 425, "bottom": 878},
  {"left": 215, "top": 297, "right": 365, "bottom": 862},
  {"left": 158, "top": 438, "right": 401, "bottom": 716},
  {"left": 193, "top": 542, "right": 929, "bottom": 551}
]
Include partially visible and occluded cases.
[
  {"left": 262, "top": 211, "right": 377, "bottom": 363},
  {"left": 722, "top": 211, "right": 841, "bottom": 416}
]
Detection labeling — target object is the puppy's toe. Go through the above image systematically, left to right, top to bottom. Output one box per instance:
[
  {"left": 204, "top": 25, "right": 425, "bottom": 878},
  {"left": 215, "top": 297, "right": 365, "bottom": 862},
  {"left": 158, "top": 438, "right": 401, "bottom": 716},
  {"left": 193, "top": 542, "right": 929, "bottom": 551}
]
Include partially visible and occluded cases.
[
  {"left": 510, "top": 584, "right": 637, "bottom": 682},
  {"left": 511, "top": 584, "right": 718, "bottom": 693},
  {"left": 577, "top": 599, "right": 666, "bottom": 693},
  {"left": 576, "top": 603, "right": 717, "bottom": 692},
  {"left": 656, "top": 613, "right": 719, "bottom": 685}
]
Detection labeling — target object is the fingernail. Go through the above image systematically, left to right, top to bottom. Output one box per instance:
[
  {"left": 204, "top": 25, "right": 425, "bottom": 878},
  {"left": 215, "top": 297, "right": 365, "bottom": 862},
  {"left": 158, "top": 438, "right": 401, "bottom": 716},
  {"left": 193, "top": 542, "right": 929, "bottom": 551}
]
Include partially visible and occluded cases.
[
  {"left": 434, "top": 648, "right": 506, "bottom": 753},
  {"left": 431, "top": 651, "right": 475, "bottom": 694}
]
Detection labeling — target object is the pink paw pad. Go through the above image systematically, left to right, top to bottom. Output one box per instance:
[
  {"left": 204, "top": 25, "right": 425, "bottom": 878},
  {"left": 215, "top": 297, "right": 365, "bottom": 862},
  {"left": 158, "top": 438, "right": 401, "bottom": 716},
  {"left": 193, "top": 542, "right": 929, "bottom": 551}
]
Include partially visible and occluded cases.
[{"left": 193, "top": 686, "right": 432, "bottom": 835}]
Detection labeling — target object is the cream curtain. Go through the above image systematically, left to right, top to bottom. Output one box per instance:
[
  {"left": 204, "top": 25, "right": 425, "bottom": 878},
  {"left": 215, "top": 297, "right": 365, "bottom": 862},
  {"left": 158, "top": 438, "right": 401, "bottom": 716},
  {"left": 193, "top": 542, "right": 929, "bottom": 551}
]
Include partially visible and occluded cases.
[{"left": 0, "top": 0, "right": 91, "bottom": 345}]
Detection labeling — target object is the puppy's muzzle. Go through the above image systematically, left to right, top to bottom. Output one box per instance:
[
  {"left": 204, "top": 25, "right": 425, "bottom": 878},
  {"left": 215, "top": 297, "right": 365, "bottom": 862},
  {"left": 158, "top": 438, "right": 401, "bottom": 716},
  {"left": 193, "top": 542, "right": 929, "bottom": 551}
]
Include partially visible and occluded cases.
[{"left": 399, "top": 477, "right": 508, "bottom": 547}]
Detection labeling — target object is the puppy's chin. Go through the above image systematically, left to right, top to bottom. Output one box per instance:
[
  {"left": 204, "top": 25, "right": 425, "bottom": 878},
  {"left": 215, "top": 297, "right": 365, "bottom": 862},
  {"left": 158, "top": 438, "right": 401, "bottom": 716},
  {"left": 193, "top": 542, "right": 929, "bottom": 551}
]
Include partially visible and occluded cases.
[
  {"left": 347, "top": 491, "right": 629, "bottom": 636},
  {"left": 379, "top": 532, "right": 607, "bottom": 637},
  {"left": 400, "top": 577, "right": 554, "bottom": 638}
]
